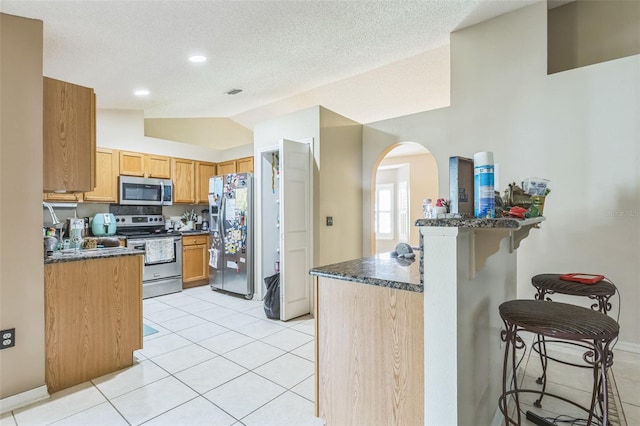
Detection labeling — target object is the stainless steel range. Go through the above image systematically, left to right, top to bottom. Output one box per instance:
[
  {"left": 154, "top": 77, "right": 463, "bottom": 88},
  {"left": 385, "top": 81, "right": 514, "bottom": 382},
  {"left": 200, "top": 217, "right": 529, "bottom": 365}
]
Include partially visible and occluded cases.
[{"left": 115, "top": 214, "right": 182, "bottom": 299}]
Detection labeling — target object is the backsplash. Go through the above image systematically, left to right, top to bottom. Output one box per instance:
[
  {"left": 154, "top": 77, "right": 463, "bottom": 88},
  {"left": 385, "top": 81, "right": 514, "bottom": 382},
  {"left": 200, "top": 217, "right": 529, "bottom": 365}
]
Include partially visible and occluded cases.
[{"left": 43, "top": 203, "right": 206, "bottom": 228}]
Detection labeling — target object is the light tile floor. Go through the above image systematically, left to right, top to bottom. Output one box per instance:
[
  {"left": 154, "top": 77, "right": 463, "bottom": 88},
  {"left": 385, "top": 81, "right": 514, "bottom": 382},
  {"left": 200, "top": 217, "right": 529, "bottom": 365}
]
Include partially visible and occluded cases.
[
  {"left": 3, "top": 285, "right": 323, "bottom": 426},
  {"left": 2, "top": 287, "right": 639, "bottom": 425},
  {"left": 504, "top": 331, "right": 640, "bottom": 425}
]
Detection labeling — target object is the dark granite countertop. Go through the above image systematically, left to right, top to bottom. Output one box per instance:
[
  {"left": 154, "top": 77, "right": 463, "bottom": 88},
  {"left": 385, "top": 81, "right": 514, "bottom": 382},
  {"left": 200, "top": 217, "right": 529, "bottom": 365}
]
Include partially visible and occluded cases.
[
  {"left": 414, "top": 216, "right": 545, "bottom": 229},
  {"left": 179, "top": 230, "right": 210, "bottom": 236},
  {"left": 44, "top": 247, "right": 144, "bottom": 264},
  {"left": 310, "top": 252, "right": 422, "bottom": 293}
]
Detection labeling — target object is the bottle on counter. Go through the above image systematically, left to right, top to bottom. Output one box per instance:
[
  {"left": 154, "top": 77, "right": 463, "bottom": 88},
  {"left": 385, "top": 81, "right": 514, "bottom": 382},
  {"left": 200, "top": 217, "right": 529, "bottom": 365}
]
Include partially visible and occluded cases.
[
  {"left": 473, "top": 151, "right": 495, "bottom": 218},
  {"left": 422, "top": 198, "right": 433, "bottom": 218},
  {"left": 433, "top": 199, "right": 447, "bottom": 218}
]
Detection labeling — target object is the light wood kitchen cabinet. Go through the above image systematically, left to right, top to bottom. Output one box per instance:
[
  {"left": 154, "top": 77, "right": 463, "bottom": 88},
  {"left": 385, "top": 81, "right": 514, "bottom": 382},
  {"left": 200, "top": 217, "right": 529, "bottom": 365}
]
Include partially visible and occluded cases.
[
  {"left": 43, "top": 77, "right": 96, "bottom": 193},
  {"left": 83, "top": 148, "right": 119, "bottom": 202},
  {"left": 119, "top": 151, "right": 145, "bottom": 177},
  {"left": 119, "top": 152, "right": 172, "bottom": 179},
  {"left": 145, "top": 154, "right": 172, "bottom": 179},
  {"left": 236, "top": 156, "right": 254, "bottom": 173},
  {"left": 172, "top": 158, "right": 195, "bottom": 203},
  {"left": 217, "top": 160, "right": 236, "bottom": 175},
  {"left": 195, "top": 161, "right": 216, "bottom": 204},
  {"left": 43, "top": 192, "right": 84, "bottom": 202},
  {"left": 182, "top": 234, "right": 209, "bottom": 287},
  {"left": 44, "top": 255, "right": 143, "bottom": 393}
]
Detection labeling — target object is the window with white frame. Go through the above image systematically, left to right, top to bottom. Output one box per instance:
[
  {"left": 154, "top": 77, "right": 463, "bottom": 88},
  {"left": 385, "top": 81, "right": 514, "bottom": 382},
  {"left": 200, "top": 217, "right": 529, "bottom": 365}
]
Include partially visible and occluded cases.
[
  {"left": 398, "top": 181, "right": 409, "bottom": 242},
  {"left": 375, "top": 183, "right": 394, "bottom": 240}
]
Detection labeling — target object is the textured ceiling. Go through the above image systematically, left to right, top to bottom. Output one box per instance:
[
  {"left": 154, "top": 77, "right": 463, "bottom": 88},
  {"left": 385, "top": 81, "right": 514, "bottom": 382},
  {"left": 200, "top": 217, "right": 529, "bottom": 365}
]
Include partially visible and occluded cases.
[{"left": 1, "top": 0, "right": 538, "bottom": 122}]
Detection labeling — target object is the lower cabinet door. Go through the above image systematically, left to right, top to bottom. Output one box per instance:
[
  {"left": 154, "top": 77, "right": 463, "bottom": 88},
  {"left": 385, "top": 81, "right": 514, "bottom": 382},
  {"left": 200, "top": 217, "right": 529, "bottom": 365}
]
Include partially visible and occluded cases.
[{"left": 182, "top": 243, "right": 209, "bottom": 287}]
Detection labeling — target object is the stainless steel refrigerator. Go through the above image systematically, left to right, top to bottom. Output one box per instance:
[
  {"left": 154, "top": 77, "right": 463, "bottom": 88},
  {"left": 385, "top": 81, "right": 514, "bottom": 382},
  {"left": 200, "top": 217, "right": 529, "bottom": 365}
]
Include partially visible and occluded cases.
[{"left": 208, "top": 173, "right": 254, "bottom": 299}]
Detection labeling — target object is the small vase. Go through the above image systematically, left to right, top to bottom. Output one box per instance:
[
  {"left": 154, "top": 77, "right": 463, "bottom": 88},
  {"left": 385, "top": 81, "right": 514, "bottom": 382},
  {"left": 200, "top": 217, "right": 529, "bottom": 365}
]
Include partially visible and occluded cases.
[{"left": 186, "top": 220, "right": 194, "bottom": 230}]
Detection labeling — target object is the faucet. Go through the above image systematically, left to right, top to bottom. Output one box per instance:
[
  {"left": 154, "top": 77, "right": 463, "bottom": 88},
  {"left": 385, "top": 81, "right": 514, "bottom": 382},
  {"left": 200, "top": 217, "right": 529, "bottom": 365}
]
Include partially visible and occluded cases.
[{"left": 43, "top": 201, "right": 61, "bottom": 226}]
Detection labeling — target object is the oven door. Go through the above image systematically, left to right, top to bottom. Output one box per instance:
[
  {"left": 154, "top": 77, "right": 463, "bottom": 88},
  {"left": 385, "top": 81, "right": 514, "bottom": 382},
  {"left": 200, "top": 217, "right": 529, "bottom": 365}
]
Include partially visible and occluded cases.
[{"left": 128, "top": 237, "right": 182, "bottom": 282}]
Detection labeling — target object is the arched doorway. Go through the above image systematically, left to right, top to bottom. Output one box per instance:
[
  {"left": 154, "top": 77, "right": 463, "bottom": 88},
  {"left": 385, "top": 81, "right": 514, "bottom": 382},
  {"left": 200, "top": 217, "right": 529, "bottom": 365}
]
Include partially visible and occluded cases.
[{"left": 371, "top": 142, "right": 438, "bottom": 254}]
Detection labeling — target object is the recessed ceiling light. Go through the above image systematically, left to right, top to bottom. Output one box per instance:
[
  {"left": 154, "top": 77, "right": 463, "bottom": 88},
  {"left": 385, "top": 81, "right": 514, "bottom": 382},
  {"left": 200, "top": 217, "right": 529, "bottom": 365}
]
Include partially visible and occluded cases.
[
  {"left": 189, "top": 55, "right": 207, "bottom": 63},
  {"left": 134, "top": 89, "right": 150, "bottom": 96},
  {"left": 225, "top": 89, "right": 243, "bottom": 95}
]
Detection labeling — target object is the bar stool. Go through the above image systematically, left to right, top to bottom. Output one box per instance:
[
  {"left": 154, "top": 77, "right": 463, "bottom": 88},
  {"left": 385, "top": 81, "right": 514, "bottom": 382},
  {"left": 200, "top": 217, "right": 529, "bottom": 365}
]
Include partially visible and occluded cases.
[
  {"left": 531, "top": 274, "right": 618, "bottom": 405},
  {"left": 532, "top": 274, "right": 617, "bottom": 314},
  {"left": 498, "top": 299, "right": 619, "bottom": 426}
]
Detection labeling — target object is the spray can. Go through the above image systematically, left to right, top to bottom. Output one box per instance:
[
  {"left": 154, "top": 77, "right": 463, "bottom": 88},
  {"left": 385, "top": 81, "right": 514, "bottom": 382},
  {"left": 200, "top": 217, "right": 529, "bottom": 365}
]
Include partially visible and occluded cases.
[{"left": 473, "top": 152, "right": 495, "bottom": 218}]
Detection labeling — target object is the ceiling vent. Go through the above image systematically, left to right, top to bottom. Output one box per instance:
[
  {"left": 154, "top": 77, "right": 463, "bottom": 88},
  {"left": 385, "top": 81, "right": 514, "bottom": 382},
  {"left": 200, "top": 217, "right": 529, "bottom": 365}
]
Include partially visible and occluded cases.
[{"left": 225, "top": 89, "right": 243, "bottom": 95}]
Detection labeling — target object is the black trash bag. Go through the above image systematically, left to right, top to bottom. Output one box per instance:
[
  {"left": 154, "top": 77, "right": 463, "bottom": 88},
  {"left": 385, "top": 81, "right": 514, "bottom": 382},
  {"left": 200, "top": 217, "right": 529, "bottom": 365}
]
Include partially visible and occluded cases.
[{"left": 263, "top": 273, "right": 280, "bottom": 319}]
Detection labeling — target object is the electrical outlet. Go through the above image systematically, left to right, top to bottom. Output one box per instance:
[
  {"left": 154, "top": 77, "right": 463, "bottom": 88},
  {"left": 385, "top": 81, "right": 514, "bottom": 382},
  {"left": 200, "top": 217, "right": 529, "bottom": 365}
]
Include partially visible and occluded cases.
[
  {"left": 326, "top": 216, "right": 333, "bottom": 226},
  {"left": 1, "top": 328, "right": 15, "bottom": 349}
]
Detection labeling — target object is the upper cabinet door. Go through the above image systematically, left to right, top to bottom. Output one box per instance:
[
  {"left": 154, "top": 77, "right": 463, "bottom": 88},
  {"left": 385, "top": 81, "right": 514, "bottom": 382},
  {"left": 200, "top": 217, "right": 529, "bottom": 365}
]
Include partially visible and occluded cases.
[
  {"left": 43, "top": 77, "right": 96, "bottom": 193},
  {"left": 84, "top": 148, "right": 119, "bottom": 203},
  {"left": 119, "top": 151, "right": 145, "bottom": 177},
  {"left": 146, "top": 154, "right": 172, "bottom": 179},
  {"left": 236, "top": 156, "right": 254, "bottom": 173},
  {"left": 172, "top": 158, "right": 195, "bottom": 203},
  {"left": 217, "top": 160, "right": 236, "bottom": 175},
  {"left": 195, "top": 161, "right": 216, "bottom": 204}
]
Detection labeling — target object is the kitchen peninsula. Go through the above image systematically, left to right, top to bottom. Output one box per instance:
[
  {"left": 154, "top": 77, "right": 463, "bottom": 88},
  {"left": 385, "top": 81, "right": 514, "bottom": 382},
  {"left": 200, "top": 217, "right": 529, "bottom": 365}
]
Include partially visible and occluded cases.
[
  {"left": 311, "top": 217, "right": 543, "bottom": 426},
  {"left": 44, "top": 248, "right": 143, "bottom": 393}
]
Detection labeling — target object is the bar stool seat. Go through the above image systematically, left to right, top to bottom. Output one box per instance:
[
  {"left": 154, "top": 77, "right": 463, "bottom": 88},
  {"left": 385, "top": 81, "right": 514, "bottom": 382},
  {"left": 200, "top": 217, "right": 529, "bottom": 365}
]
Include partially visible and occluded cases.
[
  {"left": 532, "top": 273, "right": 616, "bottom": 313},
  {"left": 498, "top": 299, "right": 619, "bottom": 426}
]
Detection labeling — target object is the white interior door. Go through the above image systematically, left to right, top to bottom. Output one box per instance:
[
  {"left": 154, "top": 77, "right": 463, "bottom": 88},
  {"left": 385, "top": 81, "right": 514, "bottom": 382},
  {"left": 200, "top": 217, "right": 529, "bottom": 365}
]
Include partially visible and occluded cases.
[{"left": 279, "top": 138, "right": 312, "bottom": 321}]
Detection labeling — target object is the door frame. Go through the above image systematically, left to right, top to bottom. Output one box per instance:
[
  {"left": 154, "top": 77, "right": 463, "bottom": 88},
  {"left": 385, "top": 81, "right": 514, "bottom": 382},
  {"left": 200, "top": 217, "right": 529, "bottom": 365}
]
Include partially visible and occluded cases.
[{"left": 254, "top": 138, "right": 314, "bottom": 313}]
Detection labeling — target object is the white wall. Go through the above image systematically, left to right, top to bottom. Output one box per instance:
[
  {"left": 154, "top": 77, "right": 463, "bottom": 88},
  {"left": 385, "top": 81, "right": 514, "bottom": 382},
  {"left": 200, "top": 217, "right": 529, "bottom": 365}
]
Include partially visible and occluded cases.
[{"left": 363, "top": 3, "right": 640, "bottom": 346}]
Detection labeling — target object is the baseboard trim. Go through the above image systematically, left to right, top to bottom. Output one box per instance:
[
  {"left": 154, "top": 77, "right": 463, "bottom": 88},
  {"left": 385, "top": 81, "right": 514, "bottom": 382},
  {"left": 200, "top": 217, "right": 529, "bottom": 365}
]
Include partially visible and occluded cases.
[
  {"left": 615, "top": 340, "right": 640, "bottom": 354},
  {"left": 0, "top": 385, "right": 49, "bottom": 414}
]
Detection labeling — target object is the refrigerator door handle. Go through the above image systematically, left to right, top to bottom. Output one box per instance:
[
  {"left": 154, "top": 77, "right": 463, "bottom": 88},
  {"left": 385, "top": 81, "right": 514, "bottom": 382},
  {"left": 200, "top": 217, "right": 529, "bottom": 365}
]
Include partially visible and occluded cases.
[{"left": 220, "top": 196, "right": 225, "bottom": 235}]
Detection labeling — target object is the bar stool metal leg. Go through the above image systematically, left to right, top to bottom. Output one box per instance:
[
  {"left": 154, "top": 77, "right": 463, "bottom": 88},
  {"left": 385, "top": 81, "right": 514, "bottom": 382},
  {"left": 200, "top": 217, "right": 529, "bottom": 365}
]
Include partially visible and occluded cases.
[
  {"left": 500, "top": 321, "right": 526, "bottom": 425},
  {"left": 533, "top": 333, "right": 548, "bottom": 408}
]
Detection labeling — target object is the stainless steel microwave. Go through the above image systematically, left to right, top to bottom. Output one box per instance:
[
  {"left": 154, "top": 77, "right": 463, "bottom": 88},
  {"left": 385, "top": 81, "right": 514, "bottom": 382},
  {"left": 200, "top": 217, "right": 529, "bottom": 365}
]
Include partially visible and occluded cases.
[{"left": 119, "top": 176, "right": 173, "bottom": 206}]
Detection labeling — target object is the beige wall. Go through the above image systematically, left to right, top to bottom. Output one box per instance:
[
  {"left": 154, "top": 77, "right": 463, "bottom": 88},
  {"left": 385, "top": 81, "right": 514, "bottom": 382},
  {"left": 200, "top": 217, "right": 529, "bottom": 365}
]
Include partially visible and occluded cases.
[
  {"left": 548, "top": 0, "right": 640, "bottom": 74},
  {"left": 363, "top": 3, "right": 640, "bottom": 347},
  {"left": 0, "top": 13, "right": 45, "bottom": 399},
  {"left": 232, "top": 47, "right": 451, "bottom": 130},
  {"left": 253, "top": 106, "right": 363, "bottom": 267},
  {"left": 318, "top": 107, "right": 363, "bottom": 265},
  {"left": 361, "top": 109, "right": 451, "bottom": 256},
  {"left": 144, "top": 117, "right": 253, "bottom": 150},
  {"left": 376, "top": 153, "right": 438, "bottom": 251}
]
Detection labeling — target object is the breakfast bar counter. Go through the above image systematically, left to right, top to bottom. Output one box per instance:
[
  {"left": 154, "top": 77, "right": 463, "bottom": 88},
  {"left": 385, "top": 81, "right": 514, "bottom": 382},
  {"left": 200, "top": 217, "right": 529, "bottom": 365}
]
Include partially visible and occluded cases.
[
  {"left": 311, "top": 217, "right": 544, "bottom": 426},
  {"left": 310, "top": 252, "right": 421, "bottom": 292},
  {"left": 311, "top": 253, "right": 424, "bottom": 426}
]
